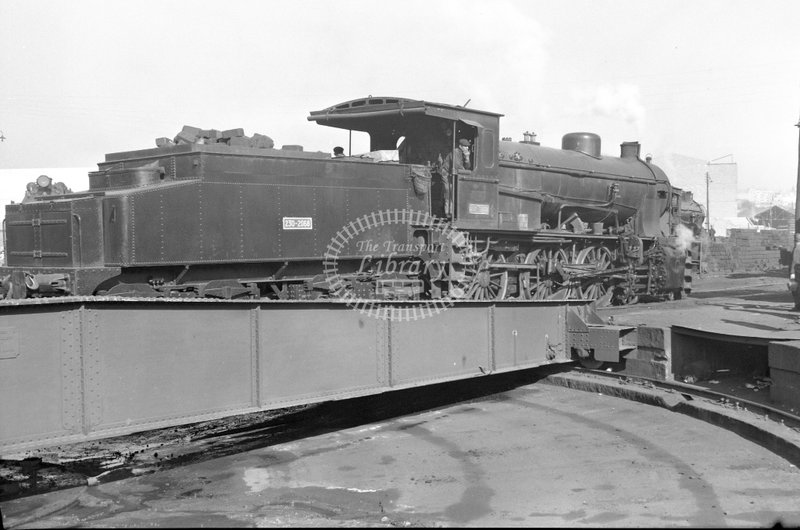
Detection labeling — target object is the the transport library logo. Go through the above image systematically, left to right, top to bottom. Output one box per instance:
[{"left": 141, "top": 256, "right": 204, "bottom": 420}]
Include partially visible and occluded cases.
[{"left": 322, "top": 209, "right": 476, "bottom": 321}]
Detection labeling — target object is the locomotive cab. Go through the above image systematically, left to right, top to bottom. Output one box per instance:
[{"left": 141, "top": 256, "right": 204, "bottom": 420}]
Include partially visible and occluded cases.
[{"left": 308, "top": 97, "right": 502, "bottom": 224}]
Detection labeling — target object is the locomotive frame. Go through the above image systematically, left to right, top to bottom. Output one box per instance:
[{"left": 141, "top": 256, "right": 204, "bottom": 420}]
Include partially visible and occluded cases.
[{"left": 1, "top": 96, "right": 692, "bottom": 305}]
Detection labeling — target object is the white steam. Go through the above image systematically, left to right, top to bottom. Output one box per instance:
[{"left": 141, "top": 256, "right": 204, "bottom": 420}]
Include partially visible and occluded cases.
[
  {"left": 569, "top": 83, "right": 646, "bottom": 132},
  {"left": 674, "top": 224, "right": 696, "bottom": 253}
]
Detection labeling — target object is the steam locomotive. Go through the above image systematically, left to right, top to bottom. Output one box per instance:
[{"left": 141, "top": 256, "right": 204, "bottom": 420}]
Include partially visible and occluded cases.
[{"left": 0, "top": 96, "right": 693, "bottom": 305}]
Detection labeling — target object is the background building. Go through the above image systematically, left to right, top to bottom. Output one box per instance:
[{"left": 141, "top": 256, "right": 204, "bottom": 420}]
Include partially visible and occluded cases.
[{"left": 753, "top": 205, "right": 794, "bottom": 230}]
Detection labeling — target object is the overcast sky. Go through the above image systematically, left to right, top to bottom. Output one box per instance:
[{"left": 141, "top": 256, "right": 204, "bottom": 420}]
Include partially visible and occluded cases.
[{"left": 1, "top": 0, "right": 799, "bottom": 194}]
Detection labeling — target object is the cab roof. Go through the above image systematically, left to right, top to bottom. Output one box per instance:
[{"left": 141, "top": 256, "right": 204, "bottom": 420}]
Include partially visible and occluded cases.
[{"left": 307, "top": 96, "right": 502, "bottom": 132}]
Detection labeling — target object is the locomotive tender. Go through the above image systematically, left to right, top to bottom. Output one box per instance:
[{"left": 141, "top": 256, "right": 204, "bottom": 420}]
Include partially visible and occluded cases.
[{"left": 1, "top": 96, "right": 690, "bottom": 304}]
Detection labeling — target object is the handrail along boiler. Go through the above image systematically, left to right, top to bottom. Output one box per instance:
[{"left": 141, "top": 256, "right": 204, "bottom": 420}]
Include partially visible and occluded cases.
[{"left": 1, "top": 97, "right": 691, "bottom": 304}]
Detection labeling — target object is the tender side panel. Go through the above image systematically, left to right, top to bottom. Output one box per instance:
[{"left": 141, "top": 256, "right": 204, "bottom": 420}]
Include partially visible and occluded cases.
[
  {"left": 102, "top": 182, "right": 412, "bottom": 266},
  {"left": 70, "top": 197, "right": 105, "bottom": 267}
]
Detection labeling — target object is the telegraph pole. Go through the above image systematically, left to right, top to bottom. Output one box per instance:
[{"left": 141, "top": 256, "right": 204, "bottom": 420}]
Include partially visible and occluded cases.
[
  {"left": 791, "top": 115, "right": 800, "bottom": 309},
  {"left": 795, "top": 116, "right": 800, "bottom": 235},
  {"left": 706, "top": 169, "right": 711, "bottom": 232}
]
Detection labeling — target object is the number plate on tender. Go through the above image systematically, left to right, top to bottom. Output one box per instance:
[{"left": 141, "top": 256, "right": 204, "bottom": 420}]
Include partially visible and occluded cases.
[{"left": 282, "top": 217, "right": 313, "bottom": 230}]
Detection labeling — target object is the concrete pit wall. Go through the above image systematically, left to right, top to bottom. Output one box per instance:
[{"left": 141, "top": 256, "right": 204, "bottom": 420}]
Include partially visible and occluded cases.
[
  {"left": 616, "top": 326, "right": 672, "bottom": 381},
  {"left": 769, "top": 341, "right": 800, "bottom": 411}
]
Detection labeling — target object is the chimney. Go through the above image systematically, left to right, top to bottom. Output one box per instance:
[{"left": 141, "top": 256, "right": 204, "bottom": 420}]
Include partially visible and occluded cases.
[{"left": 620, "top": 141, "right": 641, "bottom": 159}]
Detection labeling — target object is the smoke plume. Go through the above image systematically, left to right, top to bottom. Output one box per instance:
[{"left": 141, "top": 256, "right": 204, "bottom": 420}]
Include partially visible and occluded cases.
[{"left": 674, "top": 224, "right": 696, "bottom": 253}]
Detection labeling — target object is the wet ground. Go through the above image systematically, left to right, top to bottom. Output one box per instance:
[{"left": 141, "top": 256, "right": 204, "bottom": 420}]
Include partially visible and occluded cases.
[{"left": 3, "top": 383, "right": 800, "bottom": 528}]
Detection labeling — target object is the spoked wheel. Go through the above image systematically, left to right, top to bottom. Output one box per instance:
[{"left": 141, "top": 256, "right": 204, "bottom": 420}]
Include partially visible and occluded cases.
[
  {"left": 576, "top": 246, "right": 614, "bottom": 304},
  {"left": 550, "top": 247, "right": 585, "bottom": 300},
  {"left": 525, "top": 248, "right": 569, "bottom": 300},
  {"left": 463, "top": 254, "right": 509, "bottom": 300}
]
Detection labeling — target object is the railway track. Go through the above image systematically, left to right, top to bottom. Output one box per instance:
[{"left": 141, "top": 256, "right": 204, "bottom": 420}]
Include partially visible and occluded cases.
[
  {"left": 545, "top": 367, "right": 800, "bottom": 474},
  {"left": 572, "top": 367, "right": 800, "bottom": 431}
]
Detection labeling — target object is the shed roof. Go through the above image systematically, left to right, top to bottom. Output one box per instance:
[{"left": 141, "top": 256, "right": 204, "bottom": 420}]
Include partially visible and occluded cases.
[{"left": 754, "top": 205, "right": 793, "bottom": 220}]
